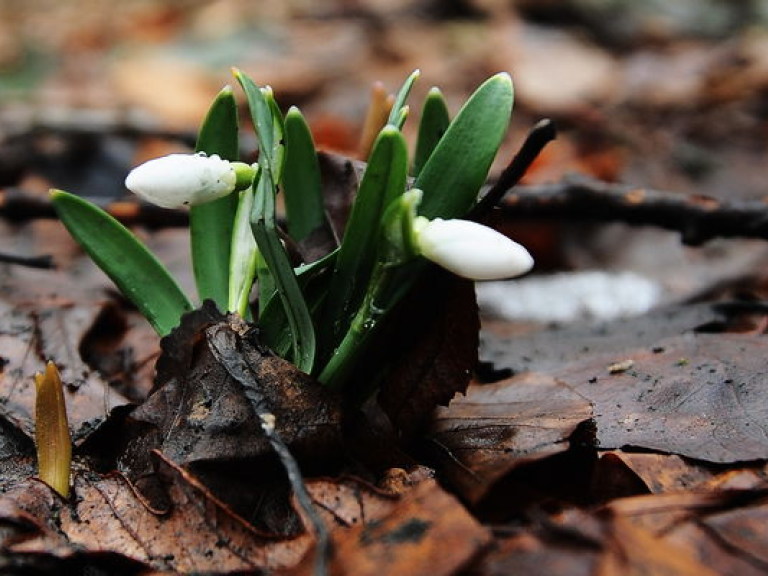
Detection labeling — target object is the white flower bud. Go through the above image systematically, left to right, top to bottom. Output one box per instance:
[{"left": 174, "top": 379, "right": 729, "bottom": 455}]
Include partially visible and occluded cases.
[
  {"left": 125, "top": 153, "right": 237, "bottom": 209},
  {"left": 414, "top": 218, "right": 533, "bottom": 280}
]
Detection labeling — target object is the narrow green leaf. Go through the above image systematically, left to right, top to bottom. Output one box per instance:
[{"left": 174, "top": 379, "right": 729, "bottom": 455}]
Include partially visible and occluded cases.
[
  {"left": 387, "top": 69, "right": 420, "bottom": 127},
  {"left": 234, "top": 70, "right": 284, "bottom": 174},
  {"left": 415, "top": 72, "right": 514, "bottom": 219},
  {"left": 191, "top": 86, "right": 239, "bottom": 309},
  {"left": 413, "top": 87, "right": 450, "bottom": 178},
  {"left": 283, "top": 106, "right": 325, "bottom": 241},
  {"left": 318, "top": 126, "right": 408, "bottom": 363},
  {"left": 228, "top": 168, "right": 261, "bottom": 317},
  {"left": 251, "top": 172, "right": 316, "bottom": 373},
  {"left": 51, "top": 190, "right": 193, "bottom": 336},
  {"left": 259, "top": 253, "right": 336, "bottom": 359}
]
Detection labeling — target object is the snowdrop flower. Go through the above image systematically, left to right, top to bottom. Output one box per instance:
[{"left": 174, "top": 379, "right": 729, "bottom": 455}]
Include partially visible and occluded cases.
[
  {"left": 125, "top": 153, "right": 253, "bottom": 209},
  {"left": 413, "top": 217, "right": 533, "bottom": 280}
]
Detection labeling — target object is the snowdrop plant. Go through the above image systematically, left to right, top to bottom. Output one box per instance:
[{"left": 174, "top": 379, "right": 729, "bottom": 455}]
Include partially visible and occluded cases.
[{"left": 51, "top": 69, "right": 532, "bottom": 394}]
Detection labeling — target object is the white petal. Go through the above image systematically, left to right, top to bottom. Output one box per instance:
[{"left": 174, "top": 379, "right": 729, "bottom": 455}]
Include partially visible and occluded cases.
[
  {"left": 125, "top": 153, "right": 236, "bottom": 209},
  {"left": 416, "top": 218, "right": 533, "bottom": 280}
]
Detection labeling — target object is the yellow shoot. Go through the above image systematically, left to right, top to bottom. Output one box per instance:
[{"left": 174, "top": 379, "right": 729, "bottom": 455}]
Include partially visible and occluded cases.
[
  {"left": 358, "top": 82, "right": 394, "bottom": 160},
  {"left": 34, "top": 361, "right": 72, "bottom": 498}
]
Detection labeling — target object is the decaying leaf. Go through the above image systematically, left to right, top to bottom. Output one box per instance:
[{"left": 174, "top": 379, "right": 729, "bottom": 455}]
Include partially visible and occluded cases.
[
  {"left": 378, "top": 270, "right": 480, "bottom": 436},
  {"left": 0, "top": 301, "right": 132, "bottom": 443},
  {"left": 126, "top": 303, "right": 342, "bottom": 468},
  {"left": 553, "top": 333, "right": 768, "bottom": 463},
  {"left": 34, "top": 361, "right": 72, "bottom": 498},
  {"left": 429, "top": 372, "right": 593, "bottom": 503},
  {"left": 296, "top": 477, "right": 491, "bottom": 576},
  {"left": 476, "top": 487, "right": 768, "bottom": 576}
]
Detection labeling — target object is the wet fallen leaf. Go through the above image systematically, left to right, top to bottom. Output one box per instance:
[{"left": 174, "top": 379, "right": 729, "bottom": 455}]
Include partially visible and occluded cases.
[
  {"left": 378, "top": 271, "right": 479, "bottom": 436},
  {"left": 0, "top": 301, "right": 131, "bottom": 442},
  {"left": 127, "top": 304, "right": 342, "bottom": 470},
  {"left": 553, "top": 333, "right": 768, "bottom": 463},
  {"left": 429, "top": 372, "right": 593, "bottom": 503},
  {"left": 297, "top": 478, "right": 490, "bottom": 576},
  {"left": 476, "top": 487, "right": 768, "bottom": 576}
]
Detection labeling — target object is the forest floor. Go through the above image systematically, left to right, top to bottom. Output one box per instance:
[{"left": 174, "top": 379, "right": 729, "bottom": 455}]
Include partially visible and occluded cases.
[{"left": 2, "top": 1, "right": 768, "bottom": 574}]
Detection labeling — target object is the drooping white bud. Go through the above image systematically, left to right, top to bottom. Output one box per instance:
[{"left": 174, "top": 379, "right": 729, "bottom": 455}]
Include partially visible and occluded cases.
[
  {"left": 125, "top": 153, "right": 238, "bottom": 209},
  {"left": 414, "top": 217, "right": 533, "bottom": 280}
]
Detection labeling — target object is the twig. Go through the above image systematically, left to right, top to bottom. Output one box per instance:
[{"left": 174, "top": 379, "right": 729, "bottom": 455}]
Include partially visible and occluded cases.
[
  {"left": 469, "top": 118, "right": 557, "bottom": 220},
  {"left": 497, "top": 173, "right": 768, "bottom": 246},
  {"left": 0, "top": 251, "right": 55, "bottom": 269},
  {"left": 206, "top": 321, "right": 331, "bottom": 576}
]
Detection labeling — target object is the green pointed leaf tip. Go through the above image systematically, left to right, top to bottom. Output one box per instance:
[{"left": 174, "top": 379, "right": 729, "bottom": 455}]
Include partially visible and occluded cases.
[
  {"left": 387, "top": 69, "right": 420, "bottom": 127},
  {"left": 234, "top": 70, "right": 283, "bottom": 175},
  {"left": 415, "top": 72, "right": 514, "bottom": 220},
  {"left": 191, "top": 85, "right": 240, "bottom": 309},
  {"left": 413, "top": 87, "right": 450, "bottom": 178},
  {"left": 283, "top": 106, "right": 325, "bottom": 241},
  {"left": 51, "top": 190, "right": 193, "bottom": 336}
]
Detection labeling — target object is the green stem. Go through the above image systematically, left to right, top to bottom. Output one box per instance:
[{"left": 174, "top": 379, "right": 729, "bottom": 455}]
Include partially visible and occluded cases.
[{"left": 318, "top": 260, "right": 397, "bottom": 391}]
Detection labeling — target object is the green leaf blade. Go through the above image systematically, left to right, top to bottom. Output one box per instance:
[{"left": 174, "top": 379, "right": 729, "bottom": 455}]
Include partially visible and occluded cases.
[
  {"left": 387, "top": 69, "right": 420, "bottom": 127},
  {"left": 415, "top": 72, "right": 514, "bottom": 220},
  {"left": 191, "top": 85, "right": 240, "bottom": 309},
  {"left": 413, "top": 87, "right": 450, "bottom": 178},
  {"left": 283, "top": 106, "right": 325, "bottom": 242},
  {"left": 318, "top": 126, "right": 408, "bottom": 362},
  {"left": 251, "top": 173, "right": 316, "bottom": 373},
  {"left": 51, "top": 190, "right": 193, "bottom": 336}
]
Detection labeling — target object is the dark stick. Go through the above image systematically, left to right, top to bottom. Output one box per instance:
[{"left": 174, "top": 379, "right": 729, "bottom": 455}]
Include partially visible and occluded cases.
[
  {"left": 469, "top": 118, "right": 557, "bottom": 220},
  {"left": 497, "top": 173, "right": 768, "bottom": 246},
  {"left": 0, "top": 251, "right": 55, "bottom": 269},
  {"left": 206, "top": 323, "right": 331, "bottom": 576}
]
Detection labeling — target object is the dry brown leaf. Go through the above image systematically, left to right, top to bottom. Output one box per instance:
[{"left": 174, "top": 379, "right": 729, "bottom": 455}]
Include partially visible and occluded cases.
[
  {"left": 378, "top": 271, "right": 479, "bottom": 436},
  {"left": 0, "top": 302, "right": 131, "bottom": 441},
  {"left": 553, "top": 333, "right": 768, "bottom": 463},
  {"left": 429, "top": 372, "right": 593, "bottom": 503},
  {"left": 298, "top": 478, "right": 490, "bottom": 576}
]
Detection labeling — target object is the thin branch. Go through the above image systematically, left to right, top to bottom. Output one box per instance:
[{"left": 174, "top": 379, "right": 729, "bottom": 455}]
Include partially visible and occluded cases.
[
  {"left": 469, "top": 118, "right": 557, "bottom": 220},
  {"left": 496, "top": 173, "right": 768, "bottom": 246},
  {"left": 1, "top": 188, "right": 188, "bottom": 228},
  {"left": 0, "top": 251, "right": 55, "bottom": 269}
]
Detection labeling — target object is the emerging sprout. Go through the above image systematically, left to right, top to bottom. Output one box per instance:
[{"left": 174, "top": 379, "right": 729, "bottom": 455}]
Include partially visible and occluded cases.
[
  {"left": 125, "top": 153, "right": 255, "bottom": 209},
  {"left": 413, "top": 217, "right": 533, "bottom": 280},
  {"left": 34, "top": 361, "right": 72, "bottom": 498}
]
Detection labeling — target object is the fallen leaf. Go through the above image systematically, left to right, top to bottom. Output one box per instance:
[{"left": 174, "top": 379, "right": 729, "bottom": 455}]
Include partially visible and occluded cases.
[
  {"left": 378, "top": 271, "right": 479, "bottom": 436},
  {"left": 0, "top": 302, "right": 131, "bottom": 442},
  {"left": 553, "top": 333, "right": 768, "bottom": 463},
  {"left": 429, "top": 372, "right": 593, "bottom": 503},
  {"left": 58, "top": 453, "right": 312, "bottom": 573},
  {"left": 298, "top": 478, "right": 491, "bottom": 576}
]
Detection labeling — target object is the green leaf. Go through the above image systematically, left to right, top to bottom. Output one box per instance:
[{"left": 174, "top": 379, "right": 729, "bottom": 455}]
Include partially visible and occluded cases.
[
  {"left": 387, "top": 69, "right": 420, "bottom": 127},
  {"left": 234, "top": 70, "right": 284, "bottom": 175},
  {"left": 415, "top": 72, "right": 514, "bottom": 219},
  {"left": 190, "top": 86, "right": 240, "bottom": 309},
  {"left": 413, "top": 87, "right": 450, "bottom": 178},
  {"left": 282, "top": 106, "right": 325, "bottom": 242},
  {"left": 318, "top": 126, "right": 408, "bottom": 363},
  {"left": 228, "top": 168, "right": 261, "bottom": 317},
  {"left": 250, "top": 171, "right": 316, "bottom": 373},
  {"left": 51, "top": 190, "right": 193, "bottom": 336},
  {"left": 259, "top": 252, "right": 336, "bottom": 359}
]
